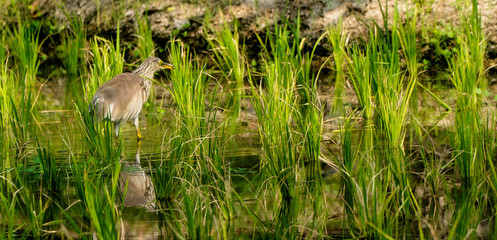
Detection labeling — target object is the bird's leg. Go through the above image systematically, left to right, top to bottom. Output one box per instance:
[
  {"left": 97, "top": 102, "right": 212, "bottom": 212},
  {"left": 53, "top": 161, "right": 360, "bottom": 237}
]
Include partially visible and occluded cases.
[
  {"left": 133, "top": 117, "right": 144, "bottom": 141},
  {"left": 114, "top": 122, "right": 121, "bottom": 144},
  {"left": 114, "top": 122, "right": 121, "bottom": 137},
  {"left": 135, "top": 139, "right": 142, "bottom": 164}
]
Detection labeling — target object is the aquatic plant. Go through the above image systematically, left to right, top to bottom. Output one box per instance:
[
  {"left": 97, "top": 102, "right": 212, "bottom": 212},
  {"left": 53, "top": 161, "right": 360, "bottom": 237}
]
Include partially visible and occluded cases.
[
  {"left": 447, "top": 0, "right": 488, "bottom": 237},
  {"left": 134, "top": 11, "right": 162, "bottom": 119},
  {"left": 205, "top": 13, "right": 245, "bottom": 119},
  {"left": 8, "top": 14, "right": 43, "bottom": 90},
  {"left": 60, "top": 16, "right": 86, "bottom": 80},
  {"left": 328, "top": 18, "right": 347, "bottom": 116},
  {"left": 250, "top": 20, "right": 303, "bottom": 238},
  {"left": 84, "top": 25, "right": 124, "bottom": 98}
]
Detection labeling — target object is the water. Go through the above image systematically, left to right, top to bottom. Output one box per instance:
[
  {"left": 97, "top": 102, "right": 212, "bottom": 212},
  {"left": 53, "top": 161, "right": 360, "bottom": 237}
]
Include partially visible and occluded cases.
[
  {"left": 14, "top": 81, "right": 467, "bottom": 238},
  {"left": 35, "top": 99, "right": 274, "bottom": 238}
]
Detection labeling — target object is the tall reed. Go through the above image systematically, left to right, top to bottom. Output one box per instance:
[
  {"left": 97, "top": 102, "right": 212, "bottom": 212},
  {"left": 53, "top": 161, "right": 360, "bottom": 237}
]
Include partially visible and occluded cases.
[
  {"left": 376, "top": 0, "right": 418, "bottom": 224},
  {"left": 447, "top": 0, "right": 487, "bottom": 237},
  {"left": 448, "top": 0, "right": 485, "bottom": 190},
  {"left": 341, "top": 2, "right": 420, "bottom": 237},
  {"left": 135, "top": 12, "right": 160, "bottom": 117},
  {"left": 135, "top": 13, "right": 155, "bottom": 61},
  {"left": 2, "top": 14, "right": 43, "bottom": 165},
  {"left": 8, "top": 14, "right": 43, "bottom": 90},
  {"left": 205, "top": 14, "right": 245, "bottom": 119},
  {"left": 60, "top": 15, "right": 86, "bottom": 80},
  {"left": 289, "top": 16, "right": 328, "bottom": 235},
  {"left": 328, "top": 18, "right": 347, "bottom": 116},
  {"left": 250, "top": 21, "right": 303, "bottom": 238},
  {"left": 84, "top": 26, "right": 124, "bottom": 98},
  {"left": 167, "top": 40, "right": 206, "bottom": 161},
  {"left": 152, "top": 41, "right": 198, "bottom": 201},
  {"left": 156, "top": 41, "right": 212, "bottom": 238},
  {"left": 0, "top": 48, "right": 16, "bottom": 231},
  {"left": 0, "top": 54, "right": 14, "bottom": 174},
  {"left": 70, "top": 146, "right": 123, "bottom": 239},
  {"left": 82, "top": 161, "right": 122, "bottom": 239}
]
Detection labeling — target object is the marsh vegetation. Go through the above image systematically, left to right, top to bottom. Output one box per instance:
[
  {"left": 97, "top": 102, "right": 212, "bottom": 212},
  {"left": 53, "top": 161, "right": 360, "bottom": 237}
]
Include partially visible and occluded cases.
[{"left": 0, "top": 0, "right": 496, "bottom": 239}]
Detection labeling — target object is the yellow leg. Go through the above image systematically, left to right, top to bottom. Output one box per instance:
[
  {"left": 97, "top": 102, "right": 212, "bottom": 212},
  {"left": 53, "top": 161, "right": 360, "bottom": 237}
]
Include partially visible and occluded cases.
[
  {"left": 133, "top": 117, "right": 144, "bottom": 140},
  {"left": 136, "top": 126, "right": 144, "bottom": 140},
  {"left": 136, "top": 134, "right": 142, "bottom": 164},
  {"left": 136, "top": 137, "right": 142, "bottom": 150}
]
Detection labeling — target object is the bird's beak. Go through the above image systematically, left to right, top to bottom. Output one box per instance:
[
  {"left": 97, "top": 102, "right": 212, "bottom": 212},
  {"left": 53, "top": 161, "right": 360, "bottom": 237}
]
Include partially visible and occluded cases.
[{"left": 161, "top": 62, "right": 174, "bottom": 70}]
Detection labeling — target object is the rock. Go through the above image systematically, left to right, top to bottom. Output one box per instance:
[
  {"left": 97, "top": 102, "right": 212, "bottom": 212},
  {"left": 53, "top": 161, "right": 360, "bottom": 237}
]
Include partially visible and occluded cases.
[{"left": 10, "top": 0, "right": 497, "bottom": 69}]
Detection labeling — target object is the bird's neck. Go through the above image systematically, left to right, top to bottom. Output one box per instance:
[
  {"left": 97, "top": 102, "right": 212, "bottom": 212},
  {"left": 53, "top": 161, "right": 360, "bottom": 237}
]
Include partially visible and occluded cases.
[
  {"left": 133, "top": 68, "right": 155, "bottom": 80},
  {"left": 132, "top": 69, "right": 154, "bottom": 101},
  {"left": 142, "top": 78, "right": 153, "bottom": 100}
]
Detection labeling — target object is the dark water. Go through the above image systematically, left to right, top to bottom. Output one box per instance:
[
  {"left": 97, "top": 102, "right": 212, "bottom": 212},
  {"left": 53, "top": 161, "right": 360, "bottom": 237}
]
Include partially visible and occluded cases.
[
  {"left": 25, "top": 82, "right": 460, "bottom": 238},
  {"left": 35, "top": 107, "right": 272, "bottom": 238}
]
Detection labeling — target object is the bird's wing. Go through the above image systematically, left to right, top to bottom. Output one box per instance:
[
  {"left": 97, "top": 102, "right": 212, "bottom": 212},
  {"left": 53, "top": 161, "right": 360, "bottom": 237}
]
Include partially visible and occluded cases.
[{"left": 90, "top": 73, "right": 145, "bottom": 123}]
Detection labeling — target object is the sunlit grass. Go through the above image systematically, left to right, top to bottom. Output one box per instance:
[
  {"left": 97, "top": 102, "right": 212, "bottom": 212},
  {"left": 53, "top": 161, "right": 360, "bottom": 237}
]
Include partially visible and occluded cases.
[
  {"left": 1, "top": 0, "right": 496, "bottom": 239},
  {"left": 447, "top": 0, "right": 487, "bottom": 237},
  {"left": 134, "top": 11, "right": 162, "bottom": 120},
  {"left": 205, "top": 13, "right": 245, "bottom": 119},
  {"left": 8, "top": 14, "right": 43, "bottom": 90},
  {"left": 60, "top": 16, "right": 86, "bottom": 80},
  {"left": 328, "top": 18, "right": 347, "bottom": 116},
  {"left": 250, "top": 21, "right": 303, "bottom": 238},
  {"left": 84, "top": 26, "right": 124, "bottom": 98},
  {"left": 167, "top": 40, "right": 207, "bottom": 159}
]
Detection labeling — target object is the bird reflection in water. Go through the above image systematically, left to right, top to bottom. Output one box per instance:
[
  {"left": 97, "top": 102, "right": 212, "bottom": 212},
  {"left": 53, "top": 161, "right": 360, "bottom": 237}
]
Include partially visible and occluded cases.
[{"left": 118, "top": 142, "right": 156, "bottom": 211}]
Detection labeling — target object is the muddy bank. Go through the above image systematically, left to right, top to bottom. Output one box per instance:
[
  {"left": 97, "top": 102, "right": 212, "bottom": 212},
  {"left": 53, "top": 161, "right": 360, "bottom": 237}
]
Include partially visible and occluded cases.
[{"left": 24, "top": 0, "right": 495, "bottom": 56}]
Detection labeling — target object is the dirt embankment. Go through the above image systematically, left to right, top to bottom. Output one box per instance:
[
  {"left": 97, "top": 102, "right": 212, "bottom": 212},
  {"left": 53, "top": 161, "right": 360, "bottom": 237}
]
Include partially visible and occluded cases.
[{"left": 17, "top": 0, "right": 497, "bottom": 79}]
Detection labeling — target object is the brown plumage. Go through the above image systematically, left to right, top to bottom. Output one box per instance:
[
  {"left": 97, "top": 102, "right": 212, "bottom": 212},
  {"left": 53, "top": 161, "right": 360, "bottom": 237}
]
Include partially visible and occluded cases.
[
  {"left": 90, "top": 57, "right": 174, "bottom": 139},
  {"left": 119, "top": 147, "right": 156, "bottom": 211}
]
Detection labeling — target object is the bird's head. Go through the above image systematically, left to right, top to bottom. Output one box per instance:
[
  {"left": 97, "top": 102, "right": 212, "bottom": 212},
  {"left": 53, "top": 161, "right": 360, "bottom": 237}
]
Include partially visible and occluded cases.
[
  {"left": 133, "top": 57, "right": 174, "bottom": 79},
  {"left": 144, "top": 57, "right": 174, "bottom": 72}
]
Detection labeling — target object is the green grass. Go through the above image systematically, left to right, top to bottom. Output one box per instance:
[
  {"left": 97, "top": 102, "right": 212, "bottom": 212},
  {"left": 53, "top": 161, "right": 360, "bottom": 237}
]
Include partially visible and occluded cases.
[
  {"left": 446, "top": 0, "right": 487, "bottom": 237},
  {"left": 1, "top": 1, "right": 497, "bottom": 239},
  {"left": 338, "top": 1, "right": 422, "bottom": 237},
  {"left": 134, "top": 11, "right": 162, "bottom": 121},
  {"left": 135, "top": 12, "right": 155, "bottom": 61},
  {"left": 205, "top": 13, "right": 245, "bottom": 119},
  {"left": 8, "top": 14, "right": 43, "bottom": 90},
  {"left": 59, "top": 15, "right": 86, "bottom": 80},
  {"left": 292, "top": 16, "right": 328, "bottom": 234},
  {"left": 328, "top": 18, "right": 347, "bottom": 116},
  {"left": 250, "top": 20, "right": 303, "bottom": 239},
  {"left": 0, "top": 25, "right": 52, "bottom": 239},
  {"left": 84, "top": 25, "right": 124, "bottom": 98},
  {"left": 161, "top": 39, "right": 237, "bottom": 239},
  {"left": 166, "top": 40, "right": 207, "bottom": 159},
  {"left": 0, "top": 55, "right": 14, "bottom": 175}
]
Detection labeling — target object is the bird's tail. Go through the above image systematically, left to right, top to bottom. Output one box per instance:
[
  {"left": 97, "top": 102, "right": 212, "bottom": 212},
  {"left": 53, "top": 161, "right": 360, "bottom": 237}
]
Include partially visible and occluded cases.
[{"left": 89, "top": 96, "right": 105, "bottom": 121}]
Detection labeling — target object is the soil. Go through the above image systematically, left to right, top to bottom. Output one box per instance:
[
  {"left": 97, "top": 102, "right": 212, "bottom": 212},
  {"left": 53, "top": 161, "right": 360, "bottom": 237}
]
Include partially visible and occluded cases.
[
  {"left": 6, "top": 0, "right": 497, "bottom": 132},
  {"left": 25, "top": 0, "right": 496, "bottom": 56}
]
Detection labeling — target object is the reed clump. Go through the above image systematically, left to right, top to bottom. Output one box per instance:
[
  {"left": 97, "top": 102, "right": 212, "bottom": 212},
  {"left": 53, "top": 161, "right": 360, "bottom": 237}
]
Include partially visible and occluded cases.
[{"left": 1, "top": 0, "right": 497, "bottom": 239}]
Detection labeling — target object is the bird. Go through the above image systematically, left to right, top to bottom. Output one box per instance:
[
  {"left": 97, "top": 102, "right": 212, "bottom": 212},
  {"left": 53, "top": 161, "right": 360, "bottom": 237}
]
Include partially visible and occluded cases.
[
  {"left": 89, "top": 57, "right": 174, "bottom": 140},
  {"left": 119, "top": 143, "right": 156, "bottom": 211}
]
